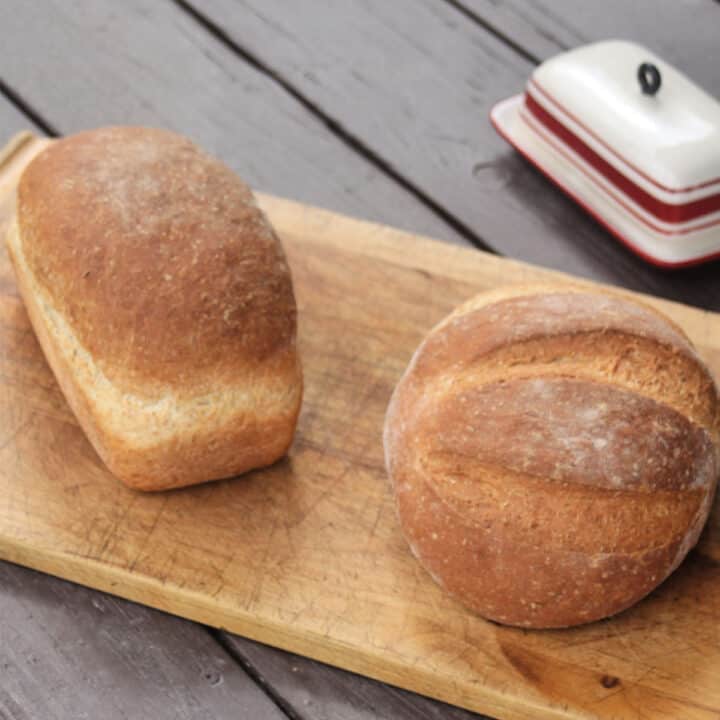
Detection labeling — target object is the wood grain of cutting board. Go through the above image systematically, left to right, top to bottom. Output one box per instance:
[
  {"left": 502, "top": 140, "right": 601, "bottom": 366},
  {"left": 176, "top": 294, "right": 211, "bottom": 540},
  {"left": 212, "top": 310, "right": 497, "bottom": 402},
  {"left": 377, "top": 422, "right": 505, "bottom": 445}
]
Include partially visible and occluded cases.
[{"left": 0, "top": 133, "right": 719, "bottom": 720}]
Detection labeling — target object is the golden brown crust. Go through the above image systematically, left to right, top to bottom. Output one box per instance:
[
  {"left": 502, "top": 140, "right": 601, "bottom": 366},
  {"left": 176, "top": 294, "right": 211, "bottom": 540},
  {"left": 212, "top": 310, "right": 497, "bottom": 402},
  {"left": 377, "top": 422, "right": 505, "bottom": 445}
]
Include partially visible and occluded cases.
[
  {"left": 17, "top": 126, "right": 296, "bottom": 392},
  {"left": 9, "top": 128, "right": 303, "bottom": 490},
  {"left": 384, "top": 284, "right": 720, "bottom": 628},
  {"left": 421, "top": 290, "right": 700, "bottom": 375},
  {"left": 414, "top": 291, "right": 717, "bottom": 433},
  {"left": 419, "top": 377, "right": 715, "bottom": 493},
  {"left": 395, "top": 469, "right": 707, "bottom": 627}
]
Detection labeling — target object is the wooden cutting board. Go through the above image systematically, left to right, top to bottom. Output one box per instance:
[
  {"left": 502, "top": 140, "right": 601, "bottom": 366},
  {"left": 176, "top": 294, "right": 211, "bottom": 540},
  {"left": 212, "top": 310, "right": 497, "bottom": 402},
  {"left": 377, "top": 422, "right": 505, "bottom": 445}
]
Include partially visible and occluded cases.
[{"left": 1, "top": 132, "right": 719, "bottom": 720}]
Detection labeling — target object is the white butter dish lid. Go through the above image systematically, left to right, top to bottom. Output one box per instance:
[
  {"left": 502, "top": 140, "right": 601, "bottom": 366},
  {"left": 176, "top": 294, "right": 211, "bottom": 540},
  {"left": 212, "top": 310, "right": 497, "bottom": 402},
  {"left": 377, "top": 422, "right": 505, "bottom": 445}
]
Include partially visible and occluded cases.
[
  {"left": 490, "top": 40, "right": 720, "bottom": 267},
  {"left": 530, "top": 40, "right": 720, "bottom": 198}
]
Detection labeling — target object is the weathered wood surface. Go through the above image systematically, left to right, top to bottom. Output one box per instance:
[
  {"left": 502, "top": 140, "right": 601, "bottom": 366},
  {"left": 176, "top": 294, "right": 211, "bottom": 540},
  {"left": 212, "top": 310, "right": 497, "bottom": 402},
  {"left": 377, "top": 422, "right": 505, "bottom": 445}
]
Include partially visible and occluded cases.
[
  {"left": 0, "top": 0, "right": 466, "bottom": 247},
  {"left": 189, "top": 0, "right": 720, "bottom": 309},
  {"left": 457, "top": 0, "right": 720, "bottom": 94},
  {"left": 0, "top": 93, "right": 40, "bottom": 137},
  {"left": 1, "top": 135, "right": 720, "bottom": 720},
  {"left": 0, "top": 562, "right": 287, "bottom": 720},
  {"left": 225, "top": 635, "right": 480, "bottom": 720}
]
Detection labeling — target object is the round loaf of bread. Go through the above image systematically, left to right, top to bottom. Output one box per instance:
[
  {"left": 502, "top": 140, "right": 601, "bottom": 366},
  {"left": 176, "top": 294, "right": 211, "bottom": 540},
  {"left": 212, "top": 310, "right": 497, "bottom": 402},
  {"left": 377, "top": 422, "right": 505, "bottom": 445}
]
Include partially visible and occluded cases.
[
  {"left": 9, "top": 127, "right": 302, "bottom": 491},
  {"left": 384, "top": 284, "right": 719, "bottom": 628}
]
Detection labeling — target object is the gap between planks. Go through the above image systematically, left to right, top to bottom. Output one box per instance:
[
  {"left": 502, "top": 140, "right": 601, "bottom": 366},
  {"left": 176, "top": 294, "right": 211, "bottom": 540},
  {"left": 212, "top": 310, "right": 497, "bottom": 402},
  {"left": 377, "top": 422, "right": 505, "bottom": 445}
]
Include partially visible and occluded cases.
[
  {"left": 171, "top": 0, "right": 494, "bottom": 253},
  {"left": 442, "top": 0, "right": 542, "bottom": 64},
  {"left": 0, "top": 77, "right": 58, "bottom": 137},
  {"left": 209, "top": 629, "right": 304, "bottom": 720}
]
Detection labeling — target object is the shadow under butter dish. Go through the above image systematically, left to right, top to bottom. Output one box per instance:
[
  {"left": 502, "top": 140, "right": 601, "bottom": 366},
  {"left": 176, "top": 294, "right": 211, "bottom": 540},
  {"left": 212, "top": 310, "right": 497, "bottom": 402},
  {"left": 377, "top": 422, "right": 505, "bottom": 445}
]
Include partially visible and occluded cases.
[
  {"left": 6, "top": 127, "right": 303, "bottom": 491},
  {"left": 384, "top": 283, "right": 719, "bottom": 628}
]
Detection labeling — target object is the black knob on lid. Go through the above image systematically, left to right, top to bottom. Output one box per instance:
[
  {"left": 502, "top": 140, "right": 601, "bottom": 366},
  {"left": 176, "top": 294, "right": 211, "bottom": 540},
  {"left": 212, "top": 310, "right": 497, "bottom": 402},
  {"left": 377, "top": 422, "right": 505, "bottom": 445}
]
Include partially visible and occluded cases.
[{"left": 638, "top": 62, "right": 661, "bottom": 96}]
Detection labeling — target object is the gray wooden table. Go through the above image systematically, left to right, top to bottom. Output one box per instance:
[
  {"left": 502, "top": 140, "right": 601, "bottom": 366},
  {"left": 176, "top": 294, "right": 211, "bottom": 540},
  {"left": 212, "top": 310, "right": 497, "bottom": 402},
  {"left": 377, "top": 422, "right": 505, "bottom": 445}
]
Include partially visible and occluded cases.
[{"left": 0, "top": 2, "right": 718, "bottom": 718}]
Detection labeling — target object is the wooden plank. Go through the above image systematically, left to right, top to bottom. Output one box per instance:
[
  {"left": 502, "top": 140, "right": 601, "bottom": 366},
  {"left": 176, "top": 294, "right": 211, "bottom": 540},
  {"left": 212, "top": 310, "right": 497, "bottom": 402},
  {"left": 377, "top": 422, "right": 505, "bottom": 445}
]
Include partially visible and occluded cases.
[
  {"left": 0, "top": 0, "right": 466, "bottom": 247},
  {"left": 187, "top": 0, "right": 720, "bottom": 310},
  {"left": 457, "top": 0, "right": 720, "bottom": 93},
  {"left": 0, "top": 94, "right": 41, "bottom": 137},
  {"left": 1, "top": 135, "right": 720, "bottom": 720},
  {"left": 0, "top": 563, "right": 288, "bottom": 720},
  {"left": 225, "top": 635, "right": 483, "bottom": 720}
]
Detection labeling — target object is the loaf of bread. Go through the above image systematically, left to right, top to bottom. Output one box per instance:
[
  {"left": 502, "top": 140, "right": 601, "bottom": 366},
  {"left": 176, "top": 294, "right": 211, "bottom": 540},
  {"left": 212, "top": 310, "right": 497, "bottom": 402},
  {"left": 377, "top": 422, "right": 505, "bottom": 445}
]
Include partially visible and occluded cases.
[
  {"left": 7, "top": 127, "right": 302, "bottom": 491},
  {"left": 384, "top": 284, "right": 719, "bottom": 628}
]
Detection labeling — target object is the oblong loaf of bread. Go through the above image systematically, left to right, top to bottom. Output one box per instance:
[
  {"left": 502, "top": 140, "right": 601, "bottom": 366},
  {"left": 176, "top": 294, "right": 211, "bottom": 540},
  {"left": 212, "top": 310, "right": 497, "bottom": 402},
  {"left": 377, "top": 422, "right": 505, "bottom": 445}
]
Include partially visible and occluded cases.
[
  {"left": 8, "top": 127, "right": 303, "bottom": 491},
  {"left": 384, "top": 284, "right": 719, "bottom": 628}
]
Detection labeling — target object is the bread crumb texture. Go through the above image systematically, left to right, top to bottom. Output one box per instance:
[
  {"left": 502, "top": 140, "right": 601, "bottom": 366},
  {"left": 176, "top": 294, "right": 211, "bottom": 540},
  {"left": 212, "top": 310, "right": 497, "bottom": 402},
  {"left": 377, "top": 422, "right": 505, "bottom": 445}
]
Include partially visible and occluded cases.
[{"left": 384, "top": 284, "right": 719, "bottom": 628}]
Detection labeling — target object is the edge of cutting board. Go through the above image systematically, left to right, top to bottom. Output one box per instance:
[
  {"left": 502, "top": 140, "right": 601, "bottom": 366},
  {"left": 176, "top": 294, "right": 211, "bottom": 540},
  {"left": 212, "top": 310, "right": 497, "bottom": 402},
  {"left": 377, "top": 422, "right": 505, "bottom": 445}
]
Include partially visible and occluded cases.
[{"left": 1, "top": 132, "right": 719, "bottom": 720}]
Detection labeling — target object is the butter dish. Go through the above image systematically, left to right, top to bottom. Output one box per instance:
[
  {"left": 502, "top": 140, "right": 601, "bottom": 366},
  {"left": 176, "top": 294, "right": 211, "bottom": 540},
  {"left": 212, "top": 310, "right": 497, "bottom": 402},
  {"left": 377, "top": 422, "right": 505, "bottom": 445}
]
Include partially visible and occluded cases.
[{"left": 491, "top": 40, "right": 720, "bottom": 267}]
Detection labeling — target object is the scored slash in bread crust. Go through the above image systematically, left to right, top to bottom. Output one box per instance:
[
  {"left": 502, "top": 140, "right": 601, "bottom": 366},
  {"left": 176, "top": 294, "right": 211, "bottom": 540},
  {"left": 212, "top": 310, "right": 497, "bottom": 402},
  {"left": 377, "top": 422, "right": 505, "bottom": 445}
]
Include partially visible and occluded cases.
[
  {"left": 8, "top": 127, "right": 303, "bottom": 491},
  {"left": 384, "top": 283, "right": 719, "bottom": 628}
]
